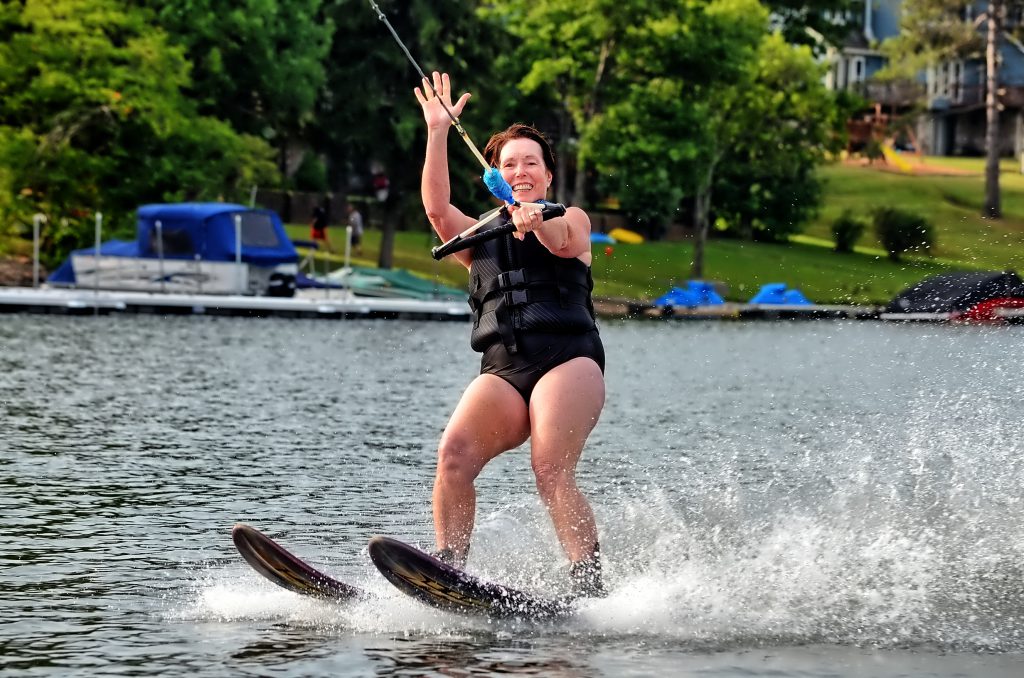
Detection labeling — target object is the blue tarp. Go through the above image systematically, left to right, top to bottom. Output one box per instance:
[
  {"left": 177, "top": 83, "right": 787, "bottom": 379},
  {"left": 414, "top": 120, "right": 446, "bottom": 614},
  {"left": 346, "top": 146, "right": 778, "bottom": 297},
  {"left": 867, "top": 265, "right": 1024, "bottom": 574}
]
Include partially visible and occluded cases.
[
  {"left": 48, "top": 203, "right": 298, "bottom": 284},
  {"left": 136, "top": 203, "right": 297, "bottom": 266},
  {"left": 653, "top": 281, "right": 725, "bottom": 307},
  {"left": 748, "top": 283, "right": 813, "bottom": 305}
]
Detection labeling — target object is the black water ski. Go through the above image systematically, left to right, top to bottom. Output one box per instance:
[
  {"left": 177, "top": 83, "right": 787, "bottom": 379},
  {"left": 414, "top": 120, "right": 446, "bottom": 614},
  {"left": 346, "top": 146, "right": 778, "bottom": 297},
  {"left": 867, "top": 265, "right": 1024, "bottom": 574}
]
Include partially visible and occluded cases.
[
  {"left": 231, "top": 523, "right": 363, "bottom": 601},
  {"left": 368, "top": 535, "right": 574, "bottom": 619}
]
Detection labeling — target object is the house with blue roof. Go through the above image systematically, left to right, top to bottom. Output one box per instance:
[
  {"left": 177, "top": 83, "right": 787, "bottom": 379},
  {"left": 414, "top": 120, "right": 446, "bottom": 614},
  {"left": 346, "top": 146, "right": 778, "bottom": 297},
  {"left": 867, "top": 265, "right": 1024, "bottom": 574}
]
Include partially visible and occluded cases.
[{"left": 828, "top": 1, "right": 1024, "bottom": 157}]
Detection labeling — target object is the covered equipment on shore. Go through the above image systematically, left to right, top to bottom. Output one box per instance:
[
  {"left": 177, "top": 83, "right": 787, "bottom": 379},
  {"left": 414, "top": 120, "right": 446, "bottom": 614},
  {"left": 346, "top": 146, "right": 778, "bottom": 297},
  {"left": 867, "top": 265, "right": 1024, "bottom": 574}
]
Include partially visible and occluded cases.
[
  {"left": 607, "top": 227, "right": 644, "bottom": 244},
  {"left": 884, "top": 271, "right": 1024, "bottom": 319},
  {"left": 653, "top": 281, "right": 725, "bottom": 308},
  {"left": 748, "top": 283, "right": 813, "bottom": 305}
]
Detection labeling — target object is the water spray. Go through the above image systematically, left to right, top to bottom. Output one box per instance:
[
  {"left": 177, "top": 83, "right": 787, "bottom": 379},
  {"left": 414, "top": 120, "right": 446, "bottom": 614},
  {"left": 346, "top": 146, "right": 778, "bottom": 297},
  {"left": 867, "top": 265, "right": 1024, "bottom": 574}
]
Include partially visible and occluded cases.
[{"left": 367, "top": 0, "right": 515, "bottom": 204}]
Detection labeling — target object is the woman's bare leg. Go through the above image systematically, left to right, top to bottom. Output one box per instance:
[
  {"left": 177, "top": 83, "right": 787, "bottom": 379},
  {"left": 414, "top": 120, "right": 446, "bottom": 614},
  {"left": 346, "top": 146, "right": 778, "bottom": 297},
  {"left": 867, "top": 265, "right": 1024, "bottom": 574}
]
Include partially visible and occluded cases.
[
  {"left": 527, "top": 358, "right": 605, "bottom": 562},
  {"left": 433, "top": 374, "right": 530, "bottom": 562}
]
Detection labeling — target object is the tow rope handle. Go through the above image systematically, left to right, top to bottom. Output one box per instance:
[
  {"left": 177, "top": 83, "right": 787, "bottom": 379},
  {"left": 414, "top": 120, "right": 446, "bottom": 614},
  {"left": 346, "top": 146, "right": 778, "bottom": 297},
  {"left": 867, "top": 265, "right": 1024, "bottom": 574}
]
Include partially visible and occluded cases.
[{"left": 431, "top": 202, "right": 567, "bottom": 261}]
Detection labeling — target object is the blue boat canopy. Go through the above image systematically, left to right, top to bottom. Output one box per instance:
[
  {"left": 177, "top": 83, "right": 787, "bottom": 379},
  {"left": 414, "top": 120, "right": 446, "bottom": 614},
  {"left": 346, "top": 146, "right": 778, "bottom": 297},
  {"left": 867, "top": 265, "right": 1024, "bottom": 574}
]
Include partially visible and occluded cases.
[
  {"left": 48, "top": 203, "right": 298, "bottom": 284},
  {"left": 135, "top": 203, "right": 298, "bottom": 266}
]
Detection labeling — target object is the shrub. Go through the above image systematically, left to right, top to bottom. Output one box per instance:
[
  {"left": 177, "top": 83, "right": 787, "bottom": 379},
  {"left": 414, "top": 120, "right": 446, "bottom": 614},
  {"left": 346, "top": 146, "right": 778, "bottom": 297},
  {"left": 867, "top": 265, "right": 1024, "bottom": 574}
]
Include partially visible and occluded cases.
[
  {"left": 872, "top": 207, "right": 935, "bottom": 262},
  {"left": 830, "top": 210, "right": 867, "bottom": 253}
]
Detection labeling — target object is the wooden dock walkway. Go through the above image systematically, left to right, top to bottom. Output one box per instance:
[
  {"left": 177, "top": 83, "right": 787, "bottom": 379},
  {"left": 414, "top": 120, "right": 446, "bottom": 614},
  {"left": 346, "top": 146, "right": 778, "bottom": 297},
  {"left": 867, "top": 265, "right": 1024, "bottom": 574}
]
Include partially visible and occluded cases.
[{"left": 0, "top": 286, "right": 471, "bottom": 321}]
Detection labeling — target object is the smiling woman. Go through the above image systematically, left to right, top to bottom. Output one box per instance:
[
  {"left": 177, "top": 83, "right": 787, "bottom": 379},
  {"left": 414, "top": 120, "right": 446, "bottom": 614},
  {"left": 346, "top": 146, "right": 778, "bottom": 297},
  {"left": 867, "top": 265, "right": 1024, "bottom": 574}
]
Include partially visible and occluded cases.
[{"left": 412, "top": 71, "right": 608, "bottom": 599}]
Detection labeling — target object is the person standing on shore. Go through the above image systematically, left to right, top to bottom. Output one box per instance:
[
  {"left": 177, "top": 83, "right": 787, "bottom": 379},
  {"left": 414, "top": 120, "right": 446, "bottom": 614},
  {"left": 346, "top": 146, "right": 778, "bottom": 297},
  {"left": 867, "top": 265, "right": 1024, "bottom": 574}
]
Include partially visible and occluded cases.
[
  {"left": 415, "top": 71, "right": 608, "bottom": 597},
  {"left": 346, "top": 203, "right": 364, "bottom": 256},
  {"left": 309, "top": 206, "right": 331, "bottom": 253}
]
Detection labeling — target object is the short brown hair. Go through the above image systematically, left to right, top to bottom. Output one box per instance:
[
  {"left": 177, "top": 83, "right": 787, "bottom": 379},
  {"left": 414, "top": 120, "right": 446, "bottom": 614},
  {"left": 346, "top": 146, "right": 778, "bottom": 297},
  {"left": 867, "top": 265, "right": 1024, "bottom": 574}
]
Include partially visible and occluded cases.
[{"left": 484, "top": 123, "right": 556, "bottom": 172}]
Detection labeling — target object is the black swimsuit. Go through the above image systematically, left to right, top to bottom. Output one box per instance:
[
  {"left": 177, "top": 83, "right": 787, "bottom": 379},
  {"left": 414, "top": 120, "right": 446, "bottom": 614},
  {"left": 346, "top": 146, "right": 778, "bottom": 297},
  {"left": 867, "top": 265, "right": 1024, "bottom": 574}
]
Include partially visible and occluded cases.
[{"left": 481, "top": 329, "right": 605, "bottom": 404}]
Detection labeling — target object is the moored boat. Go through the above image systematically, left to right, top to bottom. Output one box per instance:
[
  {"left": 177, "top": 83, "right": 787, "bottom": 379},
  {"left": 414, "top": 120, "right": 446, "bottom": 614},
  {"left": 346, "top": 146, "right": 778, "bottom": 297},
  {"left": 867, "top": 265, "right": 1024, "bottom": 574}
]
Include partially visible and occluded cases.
[{"left": 48, "top": 203, "right": 299, "bottom": 297}]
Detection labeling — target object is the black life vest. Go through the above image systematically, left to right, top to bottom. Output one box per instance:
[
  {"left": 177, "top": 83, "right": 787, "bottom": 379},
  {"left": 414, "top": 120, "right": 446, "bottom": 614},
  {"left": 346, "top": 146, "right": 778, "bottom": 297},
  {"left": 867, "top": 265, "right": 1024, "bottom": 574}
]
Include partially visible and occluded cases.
[{"left": 468, "top": 210, "right": 596, "bottom": 354}]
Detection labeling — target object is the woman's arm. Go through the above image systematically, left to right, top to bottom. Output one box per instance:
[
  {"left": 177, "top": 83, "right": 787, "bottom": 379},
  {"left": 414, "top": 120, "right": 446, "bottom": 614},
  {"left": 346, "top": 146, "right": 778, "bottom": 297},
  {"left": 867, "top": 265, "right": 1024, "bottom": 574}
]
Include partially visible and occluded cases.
[
  {"left": 415, "top": 72, "right": 477, "bottom": 268},
  {"left": 509, "top": 204, "right": 592, "bottom": 265}
]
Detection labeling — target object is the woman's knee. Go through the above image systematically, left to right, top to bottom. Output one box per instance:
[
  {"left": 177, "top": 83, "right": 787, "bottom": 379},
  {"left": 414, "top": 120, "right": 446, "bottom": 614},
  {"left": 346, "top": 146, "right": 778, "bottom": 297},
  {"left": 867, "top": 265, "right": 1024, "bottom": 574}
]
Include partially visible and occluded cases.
[
  {"left": 436, "top": 435, "right": 486, "bottom": 483},
  {"left": 532, "top": 459, "right": 575, "bottom": 501}
]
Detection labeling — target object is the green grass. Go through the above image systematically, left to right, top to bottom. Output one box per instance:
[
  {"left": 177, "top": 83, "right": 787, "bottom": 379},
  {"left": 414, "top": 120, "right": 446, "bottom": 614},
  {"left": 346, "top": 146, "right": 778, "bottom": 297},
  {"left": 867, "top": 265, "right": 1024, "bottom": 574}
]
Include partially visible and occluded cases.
[
  {"left": 293, "top": 157, "right": 1024, "bottom": 305},
  {"left": 806, "top": 161, "right": 1024, "bottom": 274},
  {"left": 294, "top": 221, "right": 972, "bottom": 306}
]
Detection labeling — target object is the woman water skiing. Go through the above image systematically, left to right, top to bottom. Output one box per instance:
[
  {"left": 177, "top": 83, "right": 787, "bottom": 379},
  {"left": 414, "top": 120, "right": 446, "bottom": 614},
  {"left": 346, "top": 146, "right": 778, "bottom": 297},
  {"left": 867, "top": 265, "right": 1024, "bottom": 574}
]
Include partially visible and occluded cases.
[{"left": 416, "top": 71, "right": 607, "bottom": 597}]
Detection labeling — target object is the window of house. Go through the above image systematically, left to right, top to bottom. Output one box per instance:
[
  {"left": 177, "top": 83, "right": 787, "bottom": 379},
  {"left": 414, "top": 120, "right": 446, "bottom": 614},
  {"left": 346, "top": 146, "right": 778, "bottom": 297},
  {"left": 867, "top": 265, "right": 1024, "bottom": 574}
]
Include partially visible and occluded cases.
[{"left": 849, "top": 57, "right": 865, "bottom": 84}]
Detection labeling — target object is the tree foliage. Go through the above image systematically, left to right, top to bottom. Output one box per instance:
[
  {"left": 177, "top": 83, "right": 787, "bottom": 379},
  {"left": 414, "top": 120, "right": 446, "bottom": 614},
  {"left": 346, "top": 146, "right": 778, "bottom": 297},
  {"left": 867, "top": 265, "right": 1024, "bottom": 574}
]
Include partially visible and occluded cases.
[
  {"left": 0, "top": 0, "right": 277, "bottom": 260},
  {"left": 0, "top": 0, "right": 848, "bottom": 273},
  {"left": 142, "top": 0, "right": 332, "bottom": 177},
  {"left": 314, "top": 0, "right": 514, "bottom": 267},
  {"left": 482, "top": 0, "right": 643, "bottom": 205},
  {"left": 585, "top": 0, "right": 768, "bottom": 231},
  {"left": 763, "top": 0, "right": 862, "bottom": 54},
  {"left": 878, "top": 0, "right": 979, "bottom": 78},
  {"left": 712, "top": 33, "right": 839, "bottom": 242}
]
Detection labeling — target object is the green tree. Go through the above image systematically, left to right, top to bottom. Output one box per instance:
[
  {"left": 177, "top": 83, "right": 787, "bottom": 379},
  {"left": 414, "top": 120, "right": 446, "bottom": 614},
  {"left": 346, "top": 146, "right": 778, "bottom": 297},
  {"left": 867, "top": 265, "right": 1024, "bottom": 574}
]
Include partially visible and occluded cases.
[
  {"left": 0, "top": 0, "right": 277, "bottom": 264},
  {"left": 142, "top": 0, "right": 332, "bottom": 182},
  {"left": 316, "top": 0, "right": 511, "bottom": 268},
  {"left": 482, "top": 0, "right": 643, "bottom": 206},
  {"left": 585, "top": 0, "right": 767, "bottom": 278},
  {"left": 763, "top": 0, "right": 862, "bottom": 54},
  {"left": 711, "top": 33, "right": 839, "bottom": 243}
]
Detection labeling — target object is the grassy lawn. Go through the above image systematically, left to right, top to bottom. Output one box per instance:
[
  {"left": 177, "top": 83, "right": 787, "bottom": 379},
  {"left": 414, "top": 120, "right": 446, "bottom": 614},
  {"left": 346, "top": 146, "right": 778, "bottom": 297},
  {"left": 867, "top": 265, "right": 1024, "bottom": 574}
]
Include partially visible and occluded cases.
[
  {"left": 291, "top": 156, "right": 1024, "bottom": 305},
  {"left": 805, "top": 160, "right": 1024, "bottom": 273},
  {"left": 292, "top": 219, "right": 977, "bottom": 306}
]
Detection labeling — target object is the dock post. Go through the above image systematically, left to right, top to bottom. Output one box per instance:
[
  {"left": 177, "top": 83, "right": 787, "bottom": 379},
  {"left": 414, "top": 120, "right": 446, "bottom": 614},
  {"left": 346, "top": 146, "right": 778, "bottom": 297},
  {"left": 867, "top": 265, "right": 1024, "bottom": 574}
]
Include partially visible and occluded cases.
[
  {"left": 94, "top": 212, "right": 102, "bottom": 313},
  {"left": 32, "top": 214, "right": 44, "bottom": 288},
  {"left": 234, "top": 214, "right": 243, "bottom": 294},
  {"left": 156, "top": 220, "right": 166, "bottom": 294},
  {"left": 344, "top": 226, "right": 352, "bottom": 271}
]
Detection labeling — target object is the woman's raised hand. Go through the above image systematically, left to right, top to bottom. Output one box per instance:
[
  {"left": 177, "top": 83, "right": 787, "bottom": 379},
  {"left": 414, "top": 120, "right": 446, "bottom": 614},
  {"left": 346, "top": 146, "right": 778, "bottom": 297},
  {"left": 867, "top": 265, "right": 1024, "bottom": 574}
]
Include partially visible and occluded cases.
[{"left": 414, "top": 72, "right": 471, "bottom": 130}]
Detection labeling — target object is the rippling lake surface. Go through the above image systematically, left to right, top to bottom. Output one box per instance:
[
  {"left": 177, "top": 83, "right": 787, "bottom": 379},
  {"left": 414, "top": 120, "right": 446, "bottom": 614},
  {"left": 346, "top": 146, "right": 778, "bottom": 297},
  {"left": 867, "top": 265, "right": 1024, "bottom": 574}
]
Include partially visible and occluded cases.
[{"left": 2, "top": 314, "right": 1024, "bottom": 676}]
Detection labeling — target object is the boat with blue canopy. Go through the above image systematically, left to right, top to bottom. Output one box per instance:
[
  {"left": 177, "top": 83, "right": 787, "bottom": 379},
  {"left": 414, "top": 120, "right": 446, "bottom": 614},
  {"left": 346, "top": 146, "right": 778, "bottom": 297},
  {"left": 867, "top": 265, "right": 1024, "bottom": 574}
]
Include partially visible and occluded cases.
[{"left": 48, "top": 203, "right": 299, "bottom": 297}]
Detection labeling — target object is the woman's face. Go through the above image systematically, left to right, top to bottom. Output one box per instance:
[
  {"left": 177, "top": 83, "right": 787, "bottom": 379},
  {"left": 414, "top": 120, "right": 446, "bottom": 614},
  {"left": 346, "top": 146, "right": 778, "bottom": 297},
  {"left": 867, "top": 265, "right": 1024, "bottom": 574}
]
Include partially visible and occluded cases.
[{"left": 498, "top": 138, "right": 552, "bottom": 204}]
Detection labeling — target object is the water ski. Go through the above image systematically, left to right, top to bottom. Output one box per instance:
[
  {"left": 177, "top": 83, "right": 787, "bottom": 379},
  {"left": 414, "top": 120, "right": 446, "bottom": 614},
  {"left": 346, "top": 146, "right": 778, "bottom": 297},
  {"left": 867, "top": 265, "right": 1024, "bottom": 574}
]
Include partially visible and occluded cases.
[
  {"left": 231, "top": 523, "right": 363, "bottom": 601},
  {"left": 367, "top": 535, "right": 574, "bottom": 619}
]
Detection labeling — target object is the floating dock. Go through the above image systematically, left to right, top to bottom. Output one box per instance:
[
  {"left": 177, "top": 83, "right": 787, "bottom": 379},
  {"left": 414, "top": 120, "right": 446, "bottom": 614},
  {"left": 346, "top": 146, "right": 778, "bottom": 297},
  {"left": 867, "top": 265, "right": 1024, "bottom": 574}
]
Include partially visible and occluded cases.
[
  {"left": 0, "top": 286, "right": 471, "bottom": 321},
  {"left": 7, "top": 287, "right": 1017, "bottom": 324}
]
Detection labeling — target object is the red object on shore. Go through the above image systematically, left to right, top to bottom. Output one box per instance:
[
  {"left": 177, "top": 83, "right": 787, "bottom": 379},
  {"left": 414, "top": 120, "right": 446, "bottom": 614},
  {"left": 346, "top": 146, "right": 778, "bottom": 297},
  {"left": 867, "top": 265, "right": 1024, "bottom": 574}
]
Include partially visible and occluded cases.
[{"left": 958, "top": 297, "right": 1024, "bottom": 323}]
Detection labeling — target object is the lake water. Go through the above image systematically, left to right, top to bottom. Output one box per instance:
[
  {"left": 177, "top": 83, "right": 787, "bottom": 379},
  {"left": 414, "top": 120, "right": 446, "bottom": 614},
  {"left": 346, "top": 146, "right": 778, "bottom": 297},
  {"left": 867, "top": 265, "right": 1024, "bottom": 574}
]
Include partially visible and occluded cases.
[{"left": 2, "top": 315, "right": 1023, "bottom": 676}]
